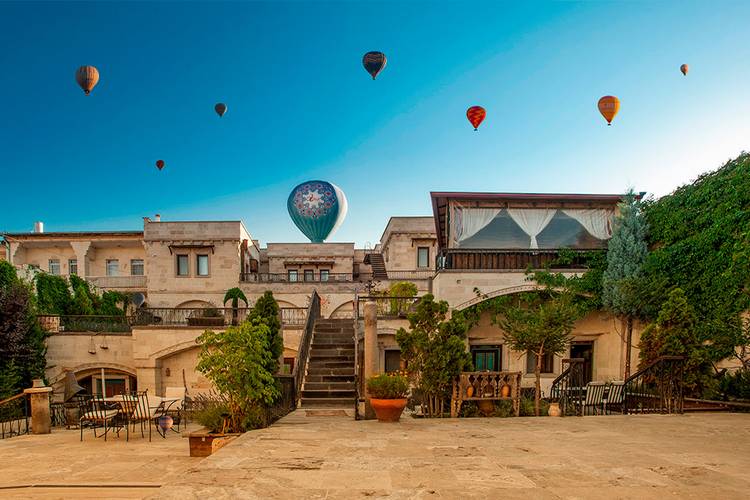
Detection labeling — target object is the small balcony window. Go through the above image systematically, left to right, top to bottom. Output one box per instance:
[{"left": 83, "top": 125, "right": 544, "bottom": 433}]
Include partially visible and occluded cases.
[
  {"left": 417, "top": 247, "right": 430, "bottom": 268},
  {"left": 176, "top": 255, "right": 189, "bottom": 276},
  {"left": 197, "top": 255, "right": 209, "bottom": 276},
  {"left": 48, "top": 259, "right": 60, "bottom": 275},
  {"left": 68, "top": 259, "right": 78, "bottom": 276},
  {"left": 106, "top": 259, "right": 119, "bottom": 277},
  {"left": 131, "top": 259, "right": 144, "bottom": 276},
  {"left": 320, "top": 269, "right": 329, "bottom": 282},
  {"left": 287, "top": 270, "right": 298, "bottom": 282},
  {"left": 304, "top": 270, "right": 314, "bottom": 282},
  {"left": 472, "top": 346, "right": 501, "bottom": 371}
]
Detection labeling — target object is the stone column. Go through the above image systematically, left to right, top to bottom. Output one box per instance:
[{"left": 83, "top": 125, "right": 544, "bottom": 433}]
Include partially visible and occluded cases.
[
  {"left": 70, "top": 241, "right": 92, "bottom": 277},
  {"left": 363, "top": 301, "right": 379, "bottom": 419},
  {"left": 23, "top": 379, "right": 53, "bottom": 434}
]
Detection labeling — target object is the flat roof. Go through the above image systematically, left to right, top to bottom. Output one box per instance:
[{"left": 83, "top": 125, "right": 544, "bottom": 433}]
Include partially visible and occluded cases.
[{"left": 2, "top": 231, "right": 144, "bottom": 239}]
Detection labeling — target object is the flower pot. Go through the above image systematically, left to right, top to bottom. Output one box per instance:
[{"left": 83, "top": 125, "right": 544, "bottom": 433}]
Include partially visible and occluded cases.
[
  {"left": 187, "top": 317, "right": 225, "bottom": 327},
  {"left": 501, "top": 384, "right": 511, "bottom": 398},
  {"left": 466, "top": 386, "right": 474, "bottom": 398},
  {"left": 370, "top": 398, "right": 407, "bottom": 422},
  {"left": 478, "top": 400, "right": 495, "bottom": 416},
  {"left": 548, "top": 402, "right": 561, "bottom": 417}
]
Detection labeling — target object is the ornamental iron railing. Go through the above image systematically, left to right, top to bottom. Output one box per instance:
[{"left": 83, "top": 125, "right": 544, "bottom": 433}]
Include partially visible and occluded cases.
[{"left": 624, "top": 356, "right": 685, "bottom": 415}]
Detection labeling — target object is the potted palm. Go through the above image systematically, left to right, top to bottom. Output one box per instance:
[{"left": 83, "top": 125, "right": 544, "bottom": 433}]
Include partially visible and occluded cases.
[
  {"left": 224, "top": 287, "right": 248, "bottom": 326},
  {"left": 367, "top": 373, "right": 409, "bottom": 422}
]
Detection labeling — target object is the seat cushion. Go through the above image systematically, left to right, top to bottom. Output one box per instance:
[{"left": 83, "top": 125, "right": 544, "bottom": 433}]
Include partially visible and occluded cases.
[{"left": 81, "top": 409, "right": 118, "bottom": 421}]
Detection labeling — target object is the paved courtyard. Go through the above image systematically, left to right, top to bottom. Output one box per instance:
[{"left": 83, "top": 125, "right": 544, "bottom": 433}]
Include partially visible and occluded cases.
[{"left": 1, "top": 412, "right": 749, "bottom": 499}]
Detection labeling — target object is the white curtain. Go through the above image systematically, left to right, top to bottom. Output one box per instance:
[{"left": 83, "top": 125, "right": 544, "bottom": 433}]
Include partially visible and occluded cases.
[
  {"left": 453, "top": 206, "right": 501, "bottom": 246},
  {"left": 507, "top": 209, "right": 557, "bottom": 249},
  {"left": 562, "top": 209, "right": 613, "bottom": 240}
]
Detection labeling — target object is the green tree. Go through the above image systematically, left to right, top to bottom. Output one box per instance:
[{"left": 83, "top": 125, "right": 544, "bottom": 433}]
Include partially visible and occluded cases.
[
  {"left": 602, "top": 190, "right": 649, "bottom": 379},
  {"left": 0, "top": 261, "right": 18, "bottom": 290},
  {"left": 35, "top": 273, "right": 71, "bottom": 315},
  {"left": 388, "top": 281, "right": 418, "bottom": 316},
  {"left": 70, "top": 284, "right": 95, "bottom": 316},
  {"left": 223, "top": 287, "right": 248, "bottom": 326},
  {"left": 638, "top": 288, "right": 712, "bottom": 395},
  {"left": 247, "top": 291, "right": 283, "bottom": 373},
  {"left": 495, "top": 292, "right": 579, "bottom": 416},
  {"left": 396, "top": 294, "right": 471, "bottom": 417},
  {"left": 195, "top": 318, "right": 281, "bottom": 432}
]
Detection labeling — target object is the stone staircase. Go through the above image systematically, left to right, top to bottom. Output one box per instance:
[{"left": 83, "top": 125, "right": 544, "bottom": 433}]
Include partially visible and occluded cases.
[
  {"left": 366, "top": 253, "right": 388, "bottom": 280},
  {"left": 300, "top": 318, "right": 356, "bottom": 408}
]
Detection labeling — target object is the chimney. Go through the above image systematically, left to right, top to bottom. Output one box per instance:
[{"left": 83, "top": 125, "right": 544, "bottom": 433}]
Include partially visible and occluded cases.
[
  {"left": 154, "top": 214, "right": 161, "bottom": 222},
  {"left": 33, "top": 221, "right": 44, "bottom": 233}
]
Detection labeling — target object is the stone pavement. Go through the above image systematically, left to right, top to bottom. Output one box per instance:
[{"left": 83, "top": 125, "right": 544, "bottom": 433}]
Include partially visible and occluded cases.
[{"left": 155, "top": 411, "right": 750, "bottom": 499}]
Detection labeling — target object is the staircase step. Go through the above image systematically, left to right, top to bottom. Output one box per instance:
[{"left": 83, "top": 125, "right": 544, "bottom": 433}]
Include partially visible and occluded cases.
[
  {"left": 312, "top": 340, "right": 354, "bottom": 348},
  {"left": 310, "top": 350, "right": 354, "bottom": 358},
  {"left": 308, "top": 361, "right": 354, "bottom": 370},
  {"left": 305, "top": 367, "right": 354, "bottom": 376},
  {"left": 303, "top": 374, "right": 355, "bottom": 383},
  {"left": 303, "top": 382, "right": 355, "bottom": 391},
  {"left": 301, "top": 389, "right": 356, "bottom": 398},
  {"left": 300, "top": 397, "right": 355, "bottom": 408}
]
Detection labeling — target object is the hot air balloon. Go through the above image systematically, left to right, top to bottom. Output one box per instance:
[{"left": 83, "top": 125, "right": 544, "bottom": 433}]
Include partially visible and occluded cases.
[
  {"left": 362, "top": 51, "right": 387, "bottom": 80},
  {"left": 680, "top": 64, "right": 689, "bottom": 76},
  {"left": 75, "top": 66, "right": 99, "bottom": 95},
  {"left": 597, "top": 96, "right": 620, "bottom": 126},
  {"left": 215, "top": 103, "right": 227, "bottom": 117},
  {"left": 466, "top": 106, "right": 486, "bottom": 131},
  {"left": 156, "top": 160, "right": 165, "bottom": 171},
  {"left": 287, "top": 180, "right": 348, "bottom": 243}
]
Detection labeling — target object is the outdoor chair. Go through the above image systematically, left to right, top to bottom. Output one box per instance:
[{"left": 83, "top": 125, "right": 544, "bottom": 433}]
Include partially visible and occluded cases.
[
  {"left": 583, "top": 381, "right": 607, "bottom": 415},
  {"left": 603, "top": 381, "right": 625, "bottom": 414},
  {"left": 129, "top": 390, "right": 163, "bottom": 442},
  {"left": 79, "top": 394, "right": 121, "bottom": 441}
]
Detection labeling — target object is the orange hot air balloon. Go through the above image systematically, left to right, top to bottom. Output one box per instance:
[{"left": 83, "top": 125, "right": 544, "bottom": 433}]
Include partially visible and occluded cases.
[
  {"left": 680, "top": 64, "right": 689, "bottom": 76},
  {"left": 75, "top": 66, "right": 99, "bottom": 95},
  {"left": 597, "top": 96, "right": 620, "bottom": 126},
  {"left": 466, "top": 106, "right": 486, "bottom": 130},
  {"left": 156, "top": 160, "right": 165, "bottom": 171}
]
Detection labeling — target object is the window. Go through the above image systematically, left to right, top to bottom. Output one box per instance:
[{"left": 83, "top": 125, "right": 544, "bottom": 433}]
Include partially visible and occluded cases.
[
  {"left": 417, "top": 247, "right": 429, "bottom": 268},
  {"left": 176, "top": 255, "right": 189, "bottom": 276},
  {"left": 196, "top": 255, "right": 209, "bottom": 276},
  {"left": 48, "top": 259, "right": 60, "bottom": 275},
  {"left": 68, "top": 259, "right": 78, "bottom": 276},
  {"left": 106, "top": 259, "right": 119, "bottom": 276},
  {"left": 130, "top": 259, "right": 144, "bottom": 276},
  {"left": 319, "top": 269, "right": 329, "bottom": 282},
  {"left": 287, "top": 270, "right": 298, "bottom": 282},
  {"left": 304, "top": 270, "right": 314, "bottom": 282},
  {"left": 472, "top": 346, "right": 501, "bottom": 371},
  {"left": 385, "top": 350, "right": 401, "bottom": 373},
  {"left": 526, "top": 352, "right": 554, "bottom": 374}
]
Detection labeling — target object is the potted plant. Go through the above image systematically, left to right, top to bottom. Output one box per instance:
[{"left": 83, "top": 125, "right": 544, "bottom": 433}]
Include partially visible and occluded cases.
[
  {"left": 223, "top": 287, "right": 249, "bottom": 326},
  {"left": 187, "top": 307, "right": 225, "bottom": 327},
  {"left": 367, "top": 373, "right": 409, "bottom": 422},
  {"left": 188, "top": 397, "right": 240, "bottom": 457}
]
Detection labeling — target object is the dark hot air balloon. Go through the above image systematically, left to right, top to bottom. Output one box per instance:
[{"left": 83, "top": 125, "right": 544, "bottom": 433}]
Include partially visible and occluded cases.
[
  {"left": 362, "top": 51, "right": 387, "bottom": 80},
  {"left": 680, "top": 64, "right": 689, "bottom": 76},
  {"left": 75, "top": 66, "right": 99, "bottom": 95},
  {"left": 597, "top": 96, "right": 620, "bottom": 126},
  {"left": 215, "top": 103, "right": 227, "bottom": 117},
  {"left": 466, "top": 106, "right": 486, "bottom": 130},
  {"left": 156, "top": 160, "right": 165, "bottom": 171},
  {"left": 287, "top": 181, "right": 348, "bottom": 242}
]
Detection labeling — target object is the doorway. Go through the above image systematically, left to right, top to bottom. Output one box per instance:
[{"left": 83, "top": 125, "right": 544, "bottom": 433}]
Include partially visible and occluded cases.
[{"left": 570, "top": 341, "right": 594, "bottom": 384}]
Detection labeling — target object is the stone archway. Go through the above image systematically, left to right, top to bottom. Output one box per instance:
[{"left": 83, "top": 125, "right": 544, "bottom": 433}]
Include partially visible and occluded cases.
[
  {"left": 453, "top": 284, "right": 563, "bottom": 311},
  {"left": 329, "top": 300, "right": 354, "bottom": 318}
]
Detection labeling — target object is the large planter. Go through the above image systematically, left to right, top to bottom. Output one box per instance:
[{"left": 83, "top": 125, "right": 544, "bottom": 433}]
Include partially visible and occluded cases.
[
  {"left": 187, "top": 317, "right": 225, "bottom": 327},
  {"left": 370, "top": 398, "right": 407, "bottom": 422},
  {"left": 478, "top": 400, "right": 495, "bottom": 416},
  {"left": 548, "top": 402, "right": 561, "bottom": 417},
  {"left": 188, "top": 429, "right": 239, "bottom": 457}
]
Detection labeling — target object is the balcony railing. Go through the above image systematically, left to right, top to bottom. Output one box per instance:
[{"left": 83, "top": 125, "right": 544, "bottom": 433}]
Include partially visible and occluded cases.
[
  {"left": 436, "top": 248, "right": 594, "bottom": 271},
  {"left": 381, "top": 270, "right": 435, "bottom": 280},
  {"left": 240, "top": 272, "right": 373, "bottom": 283},
  {"left": 86, "top": 275, "right": 147, "bottom": 289},
  {"left": 356, "top": 295, "right": 421, "bottom": 319},
  {"left": 280, "top": 307, "right": 306, "bottom": 327}
]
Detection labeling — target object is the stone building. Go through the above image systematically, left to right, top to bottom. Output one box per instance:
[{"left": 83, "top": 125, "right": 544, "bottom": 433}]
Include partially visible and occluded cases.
[{"left": 1, "top": 191, "right": 638, "bottom": 403}]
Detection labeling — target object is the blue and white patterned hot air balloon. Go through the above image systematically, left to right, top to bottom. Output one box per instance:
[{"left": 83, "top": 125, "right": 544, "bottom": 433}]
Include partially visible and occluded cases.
[{"left": 287, "top": 181, "right": 348, "bottom": 243}]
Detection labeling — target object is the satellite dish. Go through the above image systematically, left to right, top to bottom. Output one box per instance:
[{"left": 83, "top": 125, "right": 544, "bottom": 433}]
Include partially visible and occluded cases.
[{"left": 131, "top": 292, "right": 146, "bottom": 308}]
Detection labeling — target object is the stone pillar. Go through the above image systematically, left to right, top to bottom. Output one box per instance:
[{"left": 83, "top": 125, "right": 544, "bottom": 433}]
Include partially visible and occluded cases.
[
  {"left": 70, "top": 241, "right": 92, "bottom": 277},
  {"left": 363, "top": 301, "right": 379, "bottom": 419},
  {"left": 23, "top": 379, "right": 53, "bottom": 434}
]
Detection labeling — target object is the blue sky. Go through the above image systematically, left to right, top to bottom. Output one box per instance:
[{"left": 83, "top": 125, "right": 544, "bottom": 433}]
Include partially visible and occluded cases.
[{"left": 1, "top": 1, "right": 749, "bottom": 246}]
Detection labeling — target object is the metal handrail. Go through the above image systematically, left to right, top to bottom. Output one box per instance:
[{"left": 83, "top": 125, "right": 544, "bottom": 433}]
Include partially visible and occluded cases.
[
  {"left": 240, "top": 272, "right": 372, "bottom": 283},
  {"left": 292, "top": 291, "right": 321, "bottom": 405},
  {"left": 356, "top": 295, "right": 421, "bottom": 319},
  {"left": 624, "top": 355, "right": 685, "bottom": 415},
  {"left": 548, "top": 358, "right": 585, "bottom": 416},
  {"left": 0, "top": 392, "right": 30, "bottom": 439}
]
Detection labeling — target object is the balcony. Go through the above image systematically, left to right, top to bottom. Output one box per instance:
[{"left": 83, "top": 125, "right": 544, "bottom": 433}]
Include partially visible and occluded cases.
[
  {"left": 436, "top": 249, "right": 594, "bottom": 271},
  {"left": 240, "top": 272, "right": 372, "bottom": 283},
  {"left": 86, "top": 275, "right": 147, "bottom": 289}
]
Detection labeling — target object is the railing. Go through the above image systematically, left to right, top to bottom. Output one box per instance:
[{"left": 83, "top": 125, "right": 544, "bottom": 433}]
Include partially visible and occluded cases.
[
  {"left": 436, "top": 248, "right": 594, "bottom": 271},
  {"left": 382, "top": 270, "right": 435, "bottom": 280},
  {"left": 240, "top": 272, "right": 368, "bottom": 283},
  {"left": 86, "top": 275, "right": 147, "bottom": 289},
  {"left": 293, "top": 291, "right": 321, "bottom": 405},
  {"left": 357, "top": 295, "right": 421, "bottom": 319},
  {"left": 132, "top": 307, "right": 250, "bottom": 327},
  {"left": 280, "top": 307, "right": 306, "bottom": 327},
  {"left": 59, "top": 315, "right": 132, "bottom": 333},
  {"left": 624, "top": 355, "right": 685, "bottom": 415},
  {"left": 549, "top": 358, "right": 585, "bottom": 416},
  {"left": 451, "top": 371, "right": 523, "bottom": 417},
  {"left": 267, "top": 374, "right": 296, "bottom": 424},
  {"left": 0, "top": 393, "right": 30, "bottom": 439}
]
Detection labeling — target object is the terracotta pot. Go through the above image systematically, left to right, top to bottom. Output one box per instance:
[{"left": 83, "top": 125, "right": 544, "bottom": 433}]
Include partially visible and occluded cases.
[
  {"left": 501, "top": 384, "right": 511, "bottom": 398},
  {"left": 466, "top": 386, "right": 474, "bottom": 398},
  {"left": 370, "top": 398, "right": 407, "bottom": 422},
  {"left": 478, "top": 400, "right": 495, "bottom": 416},
  {"left": 548, "top": 402, "right": 561, "bottom": 417}
]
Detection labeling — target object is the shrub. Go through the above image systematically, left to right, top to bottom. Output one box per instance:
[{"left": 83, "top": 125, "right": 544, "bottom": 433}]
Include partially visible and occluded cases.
[
  {"left": 719, "top": 369, "right": 750, "bottom": 401},
  {"left": 367, "top": 374, "right": 409, "bottom": 399},
  {"left": 519, "top": 396, "right": 549, "bottom": 416},
  {"left": 194, "top": 400, "right": 231, "bottom": 433}
]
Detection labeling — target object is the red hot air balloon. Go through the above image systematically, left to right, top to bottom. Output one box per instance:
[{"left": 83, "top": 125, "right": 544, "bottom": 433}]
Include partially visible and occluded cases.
[
  {"left": 362, "top": 51, "right": 387, "bottom": 80},
  {"left": 680, "top": 64, "right": 689, "bottom": 76},
  {"left": 75, "top": 66, "right": 99, "bottom": 95},
  {"left": 597, "top": 96, "right": 620, "bottom": 126},
  {"left": 215, "top": 103, "right": 227, "bottom": 117},
  {"left": 466, "top": 106, "right": 486, "bottom": 130},
  {"left": 156, "top": 160, "right": 165, "bottom": 171}
]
